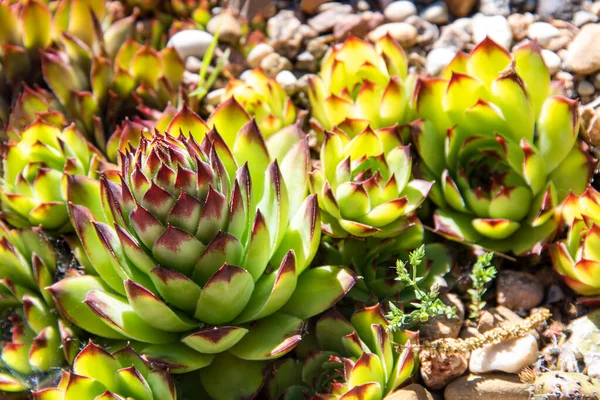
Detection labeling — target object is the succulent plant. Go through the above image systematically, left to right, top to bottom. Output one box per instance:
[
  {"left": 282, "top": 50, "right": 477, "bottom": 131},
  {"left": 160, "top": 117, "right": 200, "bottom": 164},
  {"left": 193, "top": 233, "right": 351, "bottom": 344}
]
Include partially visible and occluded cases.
[
  {"left": 0, "top": 1, "right": 54, "bottom": 86},
  {"left": 308, "top": 35, "right": 415, "bottom": 140},
  {"left": 41, "top": 36, "right": 184, "bottom": 146},
  {"left": 413, "top": 38, "right": 595, "bottom": 255},
  {"left": 222, "top": 68, "right": 297, "bottom": 138},
  {"left": 106, "top": 98, "right": 295, "bottom": 163},
  {"left": 51, "top": 109, "right": 356, "bottom": 399},
  {"left": 0, "top": 119, "right": 110, "bottom": 232},
  {"left": 309, "top": 125, "right": 431, "bottom": 239},
  {"left": 550, "top": 187, "right": 600, "bottom": 296},
  {"left": 0, "top": 221, "right": 79, "bottom": 391},
  {"left": 323, "top": 236, "right": 454, "bottom": 303},
  {"left": 268, "top": 305, "right": 418, "bottom": 400},
  {"left": 33, "top": 342, "right": 176, "bottom": 400},
  {"left": 531, "top": 371, "right": 600, "bottom": 400}
]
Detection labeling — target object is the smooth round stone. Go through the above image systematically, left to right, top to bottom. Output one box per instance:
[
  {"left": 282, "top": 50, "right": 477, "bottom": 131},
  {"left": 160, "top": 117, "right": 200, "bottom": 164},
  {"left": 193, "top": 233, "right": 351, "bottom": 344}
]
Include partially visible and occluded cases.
[
  {"left": 384, "top": 1, "right": 417, "bottom": 22},
  {"left": 421, "top": 1, "right": 449, "bottom": 25},
  {"left": 472, "top": 14, "right": 513, "bottom": 50},
  {"left": 368, "top": 22, "right": 418, "bottom": 47},
  {"left": 527, "top": 22, "right": 560, "bottom": 45},
  {"left": 167, "top": 30, "right": 214, "bottom": 60},
  {"left": 541, "top": 49, "right": 561, "bottom": 74},
  {"left": 578, "top": 80, "right": 596, "bottom": 97},
  {"left": 470, "top": 334, "right": 539, "bottom": 374}
]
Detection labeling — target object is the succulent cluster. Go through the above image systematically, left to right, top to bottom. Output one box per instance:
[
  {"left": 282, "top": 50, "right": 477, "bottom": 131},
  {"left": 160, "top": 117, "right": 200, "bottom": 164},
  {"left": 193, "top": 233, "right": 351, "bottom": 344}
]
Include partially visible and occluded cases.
[{"left": 0, "top": 0, "right": 597, "bottom": 397}]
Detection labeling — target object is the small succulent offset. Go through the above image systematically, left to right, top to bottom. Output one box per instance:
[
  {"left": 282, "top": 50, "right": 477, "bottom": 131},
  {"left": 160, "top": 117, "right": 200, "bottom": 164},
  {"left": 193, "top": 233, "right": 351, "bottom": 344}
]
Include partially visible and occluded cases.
[
  {"left": 308, "top": 34, "right": 415, "bottom": 139},
  {"left": 413, "top": 38, "right": 595, "bottom": 255},
  {"left": 222, "top": 68, "right": 297, "bottom": 138},
  {"left": 52, "top": 107, "right": 355, "bottom": 399},
  {"left": 0, "top": 120, "right": 109, "bottom": 232},
  {"left": 309, "top": 125, "right": 432, "bottom": 239},
  {"left": 550, "top": 187, "right": 600, "bottom": 296},
  {"left": 0, "top": 222, "right": 79, "bottom": 391},
  {"left": 386, "top": 245, "right": 456, "bottom": 332},
  {"left": 467, "top": 252, "right": 496, "bottom": 319},
  {"left": 268, "top": 304, "right": 418, "bottom": 400},
  {"left": 33, "top": 342, "right": 176, "bottom": 400},
  {"left": 530, "top": 371, "right": 600, "bottom": 400}
]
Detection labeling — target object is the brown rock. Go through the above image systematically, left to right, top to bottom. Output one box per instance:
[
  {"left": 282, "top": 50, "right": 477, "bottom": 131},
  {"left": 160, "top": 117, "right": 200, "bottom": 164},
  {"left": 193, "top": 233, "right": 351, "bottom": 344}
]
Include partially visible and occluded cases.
[
  {"left": 301, "top": 0, "right": 329, "bottom": 15},
  {"left": 444, "top": 0, "right": 476, "bottom": 17},
  {"left": 207, "top": 12, "right": 241, "bottom": 44},
  {"left": 508, "top": 13, "right": 534, "bottom": 41},
  {"left": 564, "top": 24, "right": 600, "bottom": 74},
  {"left": 581, "top": 106, "right": 600, "bottom": 147},
  {"left": 497, "top": 270, "right": 544, "bottom": 311},
  {"left": 419, "top": 293, "right": 465, "bottom": 341},
  {"left": 419, "top": 341, "right": 468, "bottom": 390},
  {"left": 444, "top": 373, "right": 530, "bottom": 400},
  {"left": 386, "top": 384, "right": 434, "bottom": 400}
]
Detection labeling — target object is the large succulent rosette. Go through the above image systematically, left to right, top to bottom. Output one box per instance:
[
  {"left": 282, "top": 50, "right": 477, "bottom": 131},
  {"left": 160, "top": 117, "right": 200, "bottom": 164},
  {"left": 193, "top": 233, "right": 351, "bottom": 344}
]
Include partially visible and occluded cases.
[
  {"left": 308, "top": 35, "right": 415, "bottom": 139},
  {"left": 41, "top": 37, "right": 183, "bottom": 146},
  {"left": 413, "top": 38, "right": 594, "bottom": 254},
  {"left": 222, "top": 68, "right": 297, "bottom": 138},
  {"left": 52, "top": 109, "right": 356, "bottom": 399},
  {"left": 0, "top": 119, "right": 108, "bottom": 232},
  {"left": 309, "top": 125, "right": 432, "bottom": 238},
  {"left": 550, "top": 187, "right": 600, "bottom": 296},
  {"left": 0, "top": 222, "right": 79, "bottom": 393},
  {"left": 268, "top": 305, "right": 418, "bottom": 400},
  {"left": 33, "top": 342, "right": 176, "bottom": 400}
]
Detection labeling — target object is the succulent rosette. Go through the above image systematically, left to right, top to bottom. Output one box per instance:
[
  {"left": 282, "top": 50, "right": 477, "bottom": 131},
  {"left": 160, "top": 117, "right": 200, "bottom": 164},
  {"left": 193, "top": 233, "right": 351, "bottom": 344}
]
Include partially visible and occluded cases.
[
  {"left": 0, "top": 1, "right": 53, "bottom": 86},
  {"left": 308, "top": 35, "right": 415, "bottom": 139},
  {"left": 41, "top": 36, "right": 183, "bottom": 146},
  {"left": 413, "top": 38, "right": 594, "bottom": 254},
  {"left": 222, "top": 68, "right": 297, "bottom": 138},
  {"left": 106, "top": 98, "right": 291, "bottom": 163},
  {"left": 51, "top": 103, "right": 356, "bottom": 399},
  {"left": 0, "top": 119, "right": 109, "bottom": 232},
  {"left": 309, "top": 125, "right": 432, "bottom": 239},
  {"left": 550, "top": 187, "right": 600, "bottom": 296},
  {"left": 0, "top": 222, "right": 79, "bottom": 392},
  {"left": 324, "top": 236, "right": 454, "bottom": 302},
  {"left": 268, "top": 305, "right": 418, "bottom": 400},
  {"left": 33, "top": 342, "right": 176, "bottom": 400}
]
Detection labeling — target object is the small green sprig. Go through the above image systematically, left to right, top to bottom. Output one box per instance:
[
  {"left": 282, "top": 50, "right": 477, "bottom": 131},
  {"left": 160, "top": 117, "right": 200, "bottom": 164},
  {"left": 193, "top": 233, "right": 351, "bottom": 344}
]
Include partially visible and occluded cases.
[
  {"left": 190, "top": 25, "right": 231, "bottom": 100},
  {"left": 386, "top": 245, "right": 456, "bottom": 332},
  {"left": 467, "top": 252, "right": 496, "bottom": 320}
]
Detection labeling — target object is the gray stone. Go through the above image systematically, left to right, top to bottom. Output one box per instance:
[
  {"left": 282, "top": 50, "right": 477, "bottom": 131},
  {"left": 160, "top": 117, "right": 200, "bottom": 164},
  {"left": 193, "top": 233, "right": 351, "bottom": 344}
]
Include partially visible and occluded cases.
[
  {"left": 479, "top": 0, "right": 510, "bottom": 16},
  {"left": 537, "top": 0, "right": 582, "bottom": 20},
  {"left": 384, "top": 1, "right": 417, "bottom": 22},
  {"left": 421, "top": 2, "right": 449, "bottom": 25},
  {"left": 267, "top": 10, "right": 302, "bottom": 41},
  {"left": 472, "top": 14, "right": 513, "bottom": 50},
  {"left": 434, "top": 23, "right": 471, "bottom": 51},
  {"left": 564, "top": 24, "right": 600, "bottom": 74},
  {"left": 167, "top": 30, "right": 214, "bottom": 60},
  {"left": 296, "top": 51, "right": 318, "bottom": 72},
  {"left": 185, "top": 56, "right": 203, "bottom": 73},
  {"left": 275, "top": 70, "right": 297, "bottom": 94},
  {"left": 578, "top": 80, "right": 596, "bottom": 97},
  {"left": 205, "top": 88, "right": 225, "bottom": 106},
  {"left": 558, "top": 310, "right": 600, "bottom": 378},
  {"left": 445, "top": 373, "right": 530, "bottom": 400}
]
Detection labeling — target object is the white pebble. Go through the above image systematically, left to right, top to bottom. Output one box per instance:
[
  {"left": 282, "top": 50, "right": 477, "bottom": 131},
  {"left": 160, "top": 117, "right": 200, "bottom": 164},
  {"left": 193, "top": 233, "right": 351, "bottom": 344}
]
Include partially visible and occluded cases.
[
  {"left": 384, "top": 1, "right": 417, "bottom": 22},
  {"left": 421, "top": 1, "right": 449, "bottom": 25},
  {"left": 472, "top": 14, "right": 513, "bottom": 50},
  {"left": 527, "top": 22, "right": 560, "bottom": 46},
  {"left": 167, "top": 30, "right": 214, "bottom": 60},
  {"left": 247, "top": 43, "right": 274, "bottom": 69},
  {"left": 427, "top": 48, "right": 457, "bottom": 76},
  {"left": 541, "top": 49, "right": 561, "bottom": 74},
  {"left": 578, "top": 80, "right": 596, "bottom": 97},
  {"left": 470, "top": 334, "right": 539, "bottom": 374}
]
